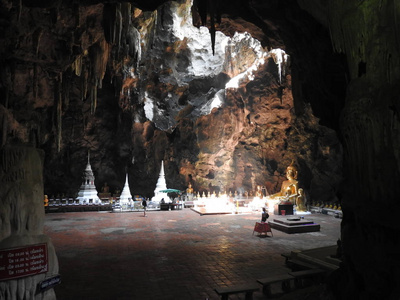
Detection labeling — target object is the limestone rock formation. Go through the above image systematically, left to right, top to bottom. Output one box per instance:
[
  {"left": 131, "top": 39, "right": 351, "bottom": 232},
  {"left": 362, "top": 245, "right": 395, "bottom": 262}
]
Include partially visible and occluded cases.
[
  {"left": 0, "top": 0, "right": 343, "bottom": 202},
  {"left": 0, "top": 147, "right": 58, "bottom": 299}
]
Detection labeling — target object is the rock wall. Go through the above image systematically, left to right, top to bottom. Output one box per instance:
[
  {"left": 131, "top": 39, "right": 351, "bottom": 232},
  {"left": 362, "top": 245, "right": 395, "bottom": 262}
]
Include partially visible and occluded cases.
[
  {"left": 0, "top": 0, "right": 343, "bottom": 202},
  {"left": 109, "top": 0, "right": 344, "bottom": 200},
  {"left": 299, "top": 0, "right": 400, "bottom": 298},
  {"left": 334, "top": 1, "right": 400, "bottom": 298},
  {"left": 0, "top": 146, "right": 58, "bottom": 299}
]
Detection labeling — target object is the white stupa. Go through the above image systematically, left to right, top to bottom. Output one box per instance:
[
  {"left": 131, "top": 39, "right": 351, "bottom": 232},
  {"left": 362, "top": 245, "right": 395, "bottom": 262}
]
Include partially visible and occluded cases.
[
  {"left": 77, "top": 154, "right": 101, "bottom": 204},
  {"left": 151, "top": 160, "right": 168, "bottom": 203},
  {"left": 119, "top": 173, "right": 133, "bottom": 204}
]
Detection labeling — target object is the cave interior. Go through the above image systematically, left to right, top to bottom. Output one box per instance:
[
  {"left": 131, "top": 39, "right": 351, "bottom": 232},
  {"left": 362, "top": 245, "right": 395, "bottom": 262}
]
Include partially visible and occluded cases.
[{"left": 1, "top": 0, "right": 400, "bottom": 298}]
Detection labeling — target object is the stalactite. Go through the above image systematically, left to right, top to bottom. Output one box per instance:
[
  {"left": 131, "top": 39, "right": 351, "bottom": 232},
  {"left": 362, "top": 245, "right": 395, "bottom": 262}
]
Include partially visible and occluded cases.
[
  {"left": 17, "top": 0, "right": 22, "bottom": 22},
  {"left": 192, "top": 0, "right": 220, "bottom": 55},
  {"left": 193, "top": 0, "right": 207, "bottom": 26},
  {"left": 208, "top": 0, "right": 216, "bottom": 55},
  {"left": 74, "top": 3, "right": 80, "bottom": 28},
  {"left": 121, "top": 3, "right": 131, "bottom": 30},
  {"left": 103, "top": 4, "right": 115, "bottom": 44},
  {"left": 116, "top": 4, "right": 123, "bottom": 56},
  {"left": 112, "top": 8, "right": 117, "bottom": 45},
  {"left": 34, "top": 28, "right": 43, "bottom": 56},
  {"left": 95, "top": 39, "right": 109, "bottom": 88},
  {"left": 88, "top": 40, "right": 108, "bottom": 100},
  {"left": 387, "top": 53, "right": 392, "bottom": 83},
  {"left": 72, "top": 55, "right": 82, "bottom": 76},
  {"left": 3, "top": 63, "right": 11, "bottom": 109},
  {"left": 33, "top": 64, "right": 38, "bottom": 101},
  {"left": 82, "top": 67, "right": 88, "bottom": 101},
  {"left": 63, "top": 72, "right": 70, "bottom": 109},
  {"left": 57, "top": 73, "right": 62, "bottom": 152},
  {"left": 91, "top": 83, "right": 97, "bottom": 114},
  {"left": 5, "top": 86, "right": 9, "bottom": 109},
  {"left": 1, "top": 109, "right": 7, "bottom": 148},
  {"left": 36, "top": 124, "right": 41, "bottom": 147}
]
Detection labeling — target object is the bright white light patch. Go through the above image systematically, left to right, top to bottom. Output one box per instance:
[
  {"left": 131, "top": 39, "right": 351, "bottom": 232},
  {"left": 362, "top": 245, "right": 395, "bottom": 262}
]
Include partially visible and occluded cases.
[
  {"left": 171, "top": 1, "right": 228, "bottom": 78},
  {"left": 224, "top": 32, "right": 267, "bottom": 89},
  {"left": 269, "top": 48, "right": 288, "bottom": 83},
  {"left": 210, "top": 90, "right": 225, "bottom": 110},
  {"left": 144, "top": 92, "right": 154, "bottom": 121}
]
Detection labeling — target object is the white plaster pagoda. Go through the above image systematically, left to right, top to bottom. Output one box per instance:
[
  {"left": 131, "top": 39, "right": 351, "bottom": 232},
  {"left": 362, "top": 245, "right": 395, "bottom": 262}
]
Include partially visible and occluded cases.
[
  {"left": 76, "top": 154, "right": 101, "bottom": 204},
  {"left": 151, "top": 160, "right": 169, "bottom": 203},
  {"left": 119, "top": 173, "right": 133, "bottom": 204}
]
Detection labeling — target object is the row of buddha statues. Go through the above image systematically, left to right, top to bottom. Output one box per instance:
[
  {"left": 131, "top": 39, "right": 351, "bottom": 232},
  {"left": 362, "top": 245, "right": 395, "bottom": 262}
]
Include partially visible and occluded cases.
[
  {"left": 186, "top": 162, "right": 307, "bottom": 212},
  {"left": 186, "top": 184, "right": 266, "bottom": 199}
]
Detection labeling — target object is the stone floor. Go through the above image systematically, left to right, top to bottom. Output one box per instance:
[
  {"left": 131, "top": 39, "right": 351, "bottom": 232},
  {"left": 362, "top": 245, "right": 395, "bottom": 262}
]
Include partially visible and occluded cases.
[{"left": 44, "top": 208, "right": 341, "bottom": 300}]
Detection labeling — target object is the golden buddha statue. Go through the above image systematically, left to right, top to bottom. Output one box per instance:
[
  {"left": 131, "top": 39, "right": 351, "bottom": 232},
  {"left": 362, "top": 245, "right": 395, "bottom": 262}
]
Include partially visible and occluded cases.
[
  {"left": 269, "top": 162, "right": 299, "bottom": 204},
  {"left": 186, "top": 183, "right": 194, "bottom": 195},
  {"left": 255, "top": 185, "right": 263, "bottom": 198},
  {"left": 296, "top": 188, "right": 306, "bottom": 211}
]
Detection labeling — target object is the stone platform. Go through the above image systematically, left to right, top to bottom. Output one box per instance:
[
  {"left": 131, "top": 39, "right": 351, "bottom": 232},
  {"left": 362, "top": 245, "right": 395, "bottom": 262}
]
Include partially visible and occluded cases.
[
  {"left": 191, "top": 207, "right": 234, "bottom": 216},
  {"left": 269, "top": 217, "right": 320, "bottom": 234}
]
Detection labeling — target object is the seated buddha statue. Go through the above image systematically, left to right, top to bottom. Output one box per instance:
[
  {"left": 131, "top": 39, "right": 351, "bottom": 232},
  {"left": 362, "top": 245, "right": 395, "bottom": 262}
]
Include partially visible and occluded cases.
[
  {"left": 269, "top": 163, "right": 299, "bottom": 204},
  {"left": 186, "top": 183, "right": 194, "bottom": 195},
  {"left": 255, "top": 185, "right": 263, "bottom": 198}
]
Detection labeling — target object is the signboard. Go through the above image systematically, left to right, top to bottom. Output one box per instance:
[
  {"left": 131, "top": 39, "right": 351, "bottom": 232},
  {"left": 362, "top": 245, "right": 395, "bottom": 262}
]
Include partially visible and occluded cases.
[
  {"left": 0, "top": 243, "right": 48, "bottom": 281},
  {"left": 37, "top": 274, "right": 61, "bottom": 292}
]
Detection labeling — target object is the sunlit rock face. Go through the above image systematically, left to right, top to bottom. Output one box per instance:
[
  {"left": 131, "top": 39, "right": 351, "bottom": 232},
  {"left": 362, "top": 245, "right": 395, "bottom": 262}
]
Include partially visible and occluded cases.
[
  {"left": 126, "top": 0, "right": 342, "bottom": 200},
  {"left": 133, "top": 0, "right": 264, "bottom": 131}
]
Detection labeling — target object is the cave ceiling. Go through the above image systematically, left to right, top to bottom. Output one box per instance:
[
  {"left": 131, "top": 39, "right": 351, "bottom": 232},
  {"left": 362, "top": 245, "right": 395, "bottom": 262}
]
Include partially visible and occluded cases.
[{"left": 0, "top": 0, "right": 346, "bottom": 200}]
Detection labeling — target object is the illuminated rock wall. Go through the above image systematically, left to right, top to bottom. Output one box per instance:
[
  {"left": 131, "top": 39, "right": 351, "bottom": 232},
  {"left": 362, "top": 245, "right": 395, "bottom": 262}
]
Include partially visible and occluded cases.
[{"left": 128, "top": 0, "right": 343, "bottom": 200}]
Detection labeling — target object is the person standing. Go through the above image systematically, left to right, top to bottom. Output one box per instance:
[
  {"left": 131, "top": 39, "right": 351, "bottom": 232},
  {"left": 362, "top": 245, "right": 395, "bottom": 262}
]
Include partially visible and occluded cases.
[
  {"left": 142, "top": 198, "right": 147, "bottom": 217},
  {"left": 261, "top": 207, "right": 269, "bottom": 222}
]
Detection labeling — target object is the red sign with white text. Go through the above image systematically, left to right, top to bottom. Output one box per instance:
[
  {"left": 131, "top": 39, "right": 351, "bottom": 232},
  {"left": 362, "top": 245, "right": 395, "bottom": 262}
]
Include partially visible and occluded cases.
[{"left": 0, "top": 243, "right": 48, "bottom": 281}]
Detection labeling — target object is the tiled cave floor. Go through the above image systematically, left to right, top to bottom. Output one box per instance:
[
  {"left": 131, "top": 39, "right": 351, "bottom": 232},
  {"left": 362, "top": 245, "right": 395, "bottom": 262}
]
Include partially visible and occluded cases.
[{"left": 44, "top": 209, "right": 341, "bottom": 300}]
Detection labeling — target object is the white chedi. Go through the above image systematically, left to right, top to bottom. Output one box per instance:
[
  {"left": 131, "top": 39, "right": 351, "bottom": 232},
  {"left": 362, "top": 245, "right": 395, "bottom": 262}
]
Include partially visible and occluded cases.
[
  {"left": 76, "top": 156, "right": 101, "bottom": 204},
  {"left": 151, "top": 160, "right": 169, "bottom": 203},
  {"left": 119, "top": 174, "right": 133, "bottom": 204}
]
